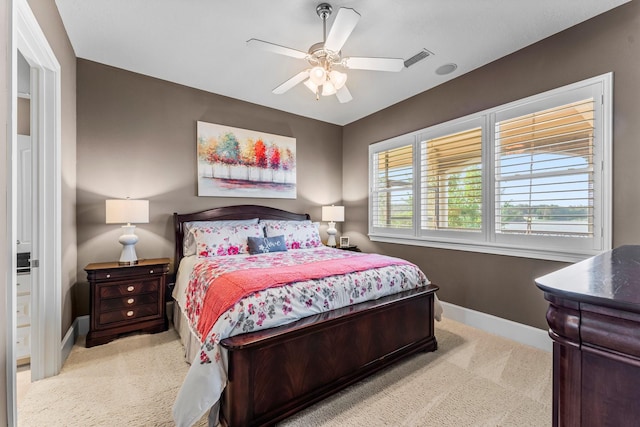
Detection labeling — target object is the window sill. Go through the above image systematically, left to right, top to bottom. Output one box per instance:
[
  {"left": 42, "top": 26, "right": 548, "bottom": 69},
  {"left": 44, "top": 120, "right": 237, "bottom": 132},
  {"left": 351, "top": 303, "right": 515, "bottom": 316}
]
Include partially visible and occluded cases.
[{"left": 369, "top": 234, "right": 607, "bottom": 263}]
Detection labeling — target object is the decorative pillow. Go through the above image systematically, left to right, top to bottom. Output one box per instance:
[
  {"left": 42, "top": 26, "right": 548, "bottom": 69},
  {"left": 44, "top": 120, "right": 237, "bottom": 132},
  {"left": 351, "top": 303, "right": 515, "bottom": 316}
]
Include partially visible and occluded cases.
[
  {"left": 183, "top": 219, "right": 259, "bottom": 256},
  {"left": 262, "top": 220, "right": 322, "bottom": 249},
  {"left": 193, "top": 223, "right": 264, "bottom": 258},
  {"left": 247, "top": 235, "right": 287, "bottom": 255}
]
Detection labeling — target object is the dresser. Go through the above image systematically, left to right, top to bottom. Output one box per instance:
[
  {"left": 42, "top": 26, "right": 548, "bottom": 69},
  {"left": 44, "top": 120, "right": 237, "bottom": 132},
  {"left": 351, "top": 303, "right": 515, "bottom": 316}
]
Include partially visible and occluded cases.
[
  {"left": 535, "top": 246, "right": 640, "bottom": 427},
  {"left": 85, "top": 258, "right": 169, "bottom": 347},
  {"left": 15, "top": 268, "right": 31, "bottom": 365}
]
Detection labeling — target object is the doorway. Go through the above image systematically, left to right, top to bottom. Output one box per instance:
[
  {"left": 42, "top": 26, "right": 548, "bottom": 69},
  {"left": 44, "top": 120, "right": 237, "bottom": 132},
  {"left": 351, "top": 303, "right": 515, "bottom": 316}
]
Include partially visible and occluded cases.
[
  {"left": 7, "top": 1, "right": 63, "bottom": 425},
  {"left": 15, "top": 51, "right": 33, "bottom": 407}
]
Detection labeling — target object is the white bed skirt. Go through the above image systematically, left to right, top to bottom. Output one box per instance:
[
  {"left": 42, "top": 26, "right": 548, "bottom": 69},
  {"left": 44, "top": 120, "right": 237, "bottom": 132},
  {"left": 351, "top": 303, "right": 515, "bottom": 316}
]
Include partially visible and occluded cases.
[{"left": 172, "top": 301, "right": 201, "bottom": 364}]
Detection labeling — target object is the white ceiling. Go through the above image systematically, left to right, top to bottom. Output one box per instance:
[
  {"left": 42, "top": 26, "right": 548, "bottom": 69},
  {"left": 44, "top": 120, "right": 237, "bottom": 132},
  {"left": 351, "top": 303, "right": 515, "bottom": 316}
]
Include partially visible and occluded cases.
[{"left": 55, "top": 0, "right": 628, "bottom": 126}]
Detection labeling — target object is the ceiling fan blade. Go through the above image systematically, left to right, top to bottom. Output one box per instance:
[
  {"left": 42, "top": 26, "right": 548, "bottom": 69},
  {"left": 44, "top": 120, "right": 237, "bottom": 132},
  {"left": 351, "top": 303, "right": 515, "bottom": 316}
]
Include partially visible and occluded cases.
[
  {"left": 324, "top": 8, "right": 361, "bottom": 52},
  {"left": 247, "top": 38, "right": 308, "bottom": 59},
  {"left": 343, "top": 56, "right": 404, "bottom": 72},
  {"left": 272, "top": 70, "right": 310, "bottom": 94},
  {"left": 335, "top": 85, "right": 353, "bottom": 103}
]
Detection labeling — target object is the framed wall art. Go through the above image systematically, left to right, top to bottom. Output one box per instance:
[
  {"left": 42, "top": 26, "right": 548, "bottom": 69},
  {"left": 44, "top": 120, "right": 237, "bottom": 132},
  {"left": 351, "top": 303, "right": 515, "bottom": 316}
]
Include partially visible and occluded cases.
[{"left": 196, "top": 121, "right": 296, "bottom": 198}]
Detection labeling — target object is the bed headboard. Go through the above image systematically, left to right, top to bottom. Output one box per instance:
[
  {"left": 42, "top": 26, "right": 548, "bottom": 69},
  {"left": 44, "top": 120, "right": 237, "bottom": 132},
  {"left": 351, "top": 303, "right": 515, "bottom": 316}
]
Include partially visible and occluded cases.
[{"left": 173, "top": 205, "right": 311, "bottom": 266}]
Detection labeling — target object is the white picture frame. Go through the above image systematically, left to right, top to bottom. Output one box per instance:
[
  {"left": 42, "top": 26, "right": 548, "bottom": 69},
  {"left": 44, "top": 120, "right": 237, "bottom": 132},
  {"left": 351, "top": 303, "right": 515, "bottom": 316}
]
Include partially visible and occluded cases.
[{"left": 340, "top": 236, "right": 350, "bottom": 247}]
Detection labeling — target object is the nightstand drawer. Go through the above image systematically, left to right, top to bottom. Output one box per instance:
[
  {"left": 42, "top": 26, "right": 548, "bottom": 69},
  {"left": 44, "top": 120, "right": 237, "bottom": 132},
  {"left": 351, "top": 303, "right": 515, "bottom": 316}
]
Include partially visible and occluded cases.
[
  {"left": 92, "top": 265, "right": 165, "bottom": 281},
  {"left": 99, "top": 279, "right": 158, "bottom": 299},
  {"left": 99, "top": 292, "right": 159, "bottom": 311},
  {"left": 98, "top": 303, "right": 159, "bottom": 325}
]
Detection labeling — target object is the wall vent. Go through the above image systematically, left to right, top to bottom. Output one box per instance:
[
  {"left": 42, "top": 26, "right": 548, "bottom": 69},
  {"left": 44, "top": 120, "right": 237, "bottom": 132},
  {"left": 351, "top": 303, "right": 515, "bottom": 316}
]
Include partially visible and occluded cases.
[{"left": 404, "top": 49, "right": 433, "bottom": 68}]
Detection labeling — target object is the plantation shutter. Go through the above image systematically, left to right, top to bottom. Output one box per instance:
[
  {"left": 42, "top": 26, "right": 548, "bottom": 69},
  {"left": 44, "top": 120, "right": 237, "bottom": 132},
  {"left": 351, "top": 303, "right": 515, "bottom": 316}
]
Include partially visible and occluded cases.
[
  {"left": 495, "top": 98, "right": 595, "bottom": 237},
  {"left": 420, "top": 127, "right": 483, "bottom": 232},
  {"left": 371, "top": 144, "right": 414, "bottom": 230}
]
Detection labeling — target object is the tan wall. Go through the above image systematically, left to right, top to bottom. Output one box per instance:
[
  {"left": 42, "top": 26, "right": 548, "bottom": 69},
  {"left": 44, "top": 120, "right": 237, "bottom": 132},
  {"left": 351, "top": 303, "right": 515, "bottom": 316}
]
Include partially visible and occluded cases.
[
  {"left": 27, "top": 0, "right": 77, "bottom": 335},
  {"left": 343, "top": 1, "right": 640, "bottom": 330},
  {"left": 75, "top": 60, "right": 343, "bottom": 316}
]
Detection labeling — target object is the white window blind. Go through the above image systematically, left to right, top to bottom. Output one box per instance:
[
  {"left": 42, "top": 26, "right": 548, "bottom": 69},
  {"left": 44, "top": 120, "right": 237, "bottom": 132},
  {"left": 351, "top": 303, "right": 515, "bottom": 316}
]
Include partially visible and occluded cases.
[
  {"left": 368, "top": 73, "right": 611, "bottom": 262},
  {"left": 495, "top": 99, "right": 595, "bottom": 238},
  {"left": 421, "top": 127, "right": 483, "bottom": 232},
  {"left": 371, "top": 144, "right": 414, "bottom": 231}
]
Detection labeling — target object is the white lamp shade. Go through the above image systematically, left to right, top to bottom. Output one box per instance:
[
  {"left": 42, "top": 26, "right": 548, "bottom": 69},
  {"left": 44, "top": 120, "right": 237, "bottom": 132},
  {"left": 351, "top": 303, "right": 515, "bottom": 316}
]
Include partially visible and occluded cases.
[
  {"left": 329, "top": 70, "right": 347, "bottom": 90},
  {"left": 304, "top": 79, "right": 319, "bottom": 94},
  {"left": 322, "top": 81, "right": 336, "bottom": 96},
  {"left": 105, "top": 199, "right": 149, "bottom": 224},
  {"left": 322, "top": 205, "right": 345, "bottom": 222}
]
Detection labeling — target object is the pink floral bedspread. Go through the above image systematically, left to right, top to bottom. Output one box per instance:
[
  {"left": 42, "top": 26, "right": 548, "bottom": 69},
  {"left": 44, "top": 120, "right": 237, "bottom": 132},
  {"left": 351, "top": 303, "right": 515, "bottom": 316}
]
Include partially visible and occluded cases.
[{"left": 173, "top": 246, "right": 430, "bottom": 427}]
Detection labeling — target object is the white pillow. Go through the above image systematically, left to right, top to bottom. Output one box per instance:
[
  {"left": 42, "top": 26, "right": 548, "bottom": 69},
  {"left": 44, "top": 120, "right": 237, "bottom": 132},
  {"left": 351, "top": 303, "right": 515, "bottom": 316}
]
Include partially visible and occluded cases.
[
  {"left": 183, "top": 219, "right": 259, "bottom": 256},
  {"left": 262, "top": 220, "right": 322, "bottom": 249},
  {"left": 192, "top": 223, "right": 264, "bottom": 258}
]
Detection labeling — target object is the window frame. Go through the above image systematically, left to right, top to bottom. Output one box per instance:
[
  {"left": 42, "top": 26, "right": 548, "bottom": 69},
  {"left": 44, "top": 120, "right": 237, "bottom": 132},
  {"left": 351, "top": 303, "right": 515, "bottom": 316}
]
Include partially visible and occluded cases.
[
  {"left": 368, "top": 73, "right": 612, "bottom": 262},
  {"left": 417, "top": 116, "right": 486, "bottom": 243},
  {"left": 369, "top": 134, "right": 417, "bottom": 237}
]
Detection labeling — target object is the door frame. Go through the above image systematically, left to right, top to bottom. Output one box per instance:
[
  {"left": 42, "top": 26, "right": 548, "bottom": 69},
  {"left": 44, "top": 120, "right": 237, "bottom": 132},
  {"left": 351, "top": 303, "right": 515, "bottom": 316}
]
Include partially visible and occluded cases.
[
  {"left": 6, "top": 0, "right": 62, "bottom": 423},
  {"left": 17, "top": 0, "right": 63, "bottom": 382}
]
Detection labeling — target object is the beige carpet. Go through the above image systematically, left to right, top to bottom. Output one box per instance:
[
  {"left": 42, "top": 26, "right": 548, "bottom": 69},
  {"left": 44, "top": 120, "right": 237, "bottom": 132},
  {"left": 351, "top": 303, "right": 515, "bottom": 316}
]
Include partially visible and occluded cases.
[{"left": 17, "top": 318, "right": 552, "bottom": 426}]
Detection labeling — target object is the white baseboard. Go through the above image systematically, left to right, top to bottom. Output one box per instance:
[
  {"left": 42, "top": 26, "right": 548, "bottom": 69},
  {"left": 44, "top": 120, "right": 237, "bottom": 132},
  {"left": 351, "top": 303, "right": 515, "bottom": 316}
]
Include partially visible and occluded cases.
[
  {"left": 440, "top": 301, "right": 552, "bottom": 352},
  {"left": 60, "top": 315, "right": 90, "bottom": 365},
  {"left": 77, "top": 315, "right": 90, "bottom": 336}
]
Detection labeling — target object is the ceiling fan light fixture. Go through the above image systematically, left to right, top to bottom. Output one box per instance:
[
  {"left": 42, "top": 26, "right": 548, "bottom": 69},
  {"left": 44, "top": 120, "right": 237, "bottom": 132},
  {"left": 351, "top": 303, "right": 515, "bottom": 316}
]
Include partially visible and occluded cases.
[
  {"left": 250, "top": 4, "right": 403, "bottom": 103},
  {"left": 309, "top": 66, "right": 327, "bottom": 86},
  {"left": 329, "top": 70, "right": 347, "bottom": 90},
  {"left": 304, "top": 78, "right": 319, "bottom": 94},
  {"left": 322, "top": 80, "right": 336, "bottom": 96}
]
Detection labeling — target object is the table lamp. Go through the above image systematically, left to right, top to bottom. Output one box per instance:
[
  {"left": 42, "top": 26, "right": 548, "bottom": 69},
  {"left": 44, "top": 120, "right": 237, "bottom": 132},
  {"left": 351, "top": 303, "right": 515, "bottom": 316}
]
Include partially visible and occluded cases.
[
  {"left": 105, "top": 199, "right": 149, "bottom": 265},
  {"left": 321, "top": 205, "right": 344, "bottom": 247}
]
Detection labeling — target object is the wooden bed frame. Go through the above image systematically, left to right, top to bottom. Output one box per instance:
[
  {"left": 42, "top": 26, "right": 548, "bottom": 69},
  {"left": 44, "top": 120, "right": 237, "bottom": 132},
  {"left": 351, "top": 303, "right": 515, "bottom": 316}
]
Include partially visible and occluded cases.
[{"left": 173, "top": 205, "right": 439, "bottom": 427}]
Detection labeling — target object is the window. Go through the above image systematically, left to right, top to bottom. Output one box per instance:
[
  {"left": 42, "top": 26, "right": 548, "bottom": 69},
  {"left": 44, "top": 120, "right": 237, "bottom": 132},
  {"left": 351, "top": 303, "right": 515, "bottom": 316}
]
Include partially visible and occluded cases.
[
  {"left": 369, "top": 74, "right": 611, "bottom": 262},
  {"left": 420, "top": 123, "right": 483, "bottom": 235},
  {"left": 371, "top": 139, "right": 414, "bottom": 234}
]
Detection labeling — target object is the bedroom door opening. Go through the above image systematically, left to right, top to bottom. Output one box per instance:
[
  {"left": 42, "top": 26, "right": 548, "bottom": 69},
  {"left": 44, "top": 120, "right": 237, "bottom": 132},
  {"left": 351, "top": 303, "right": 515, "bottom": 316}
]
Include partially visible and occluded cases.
[{"left": 7, "top": 1, "right": 63, "bottom": 425}]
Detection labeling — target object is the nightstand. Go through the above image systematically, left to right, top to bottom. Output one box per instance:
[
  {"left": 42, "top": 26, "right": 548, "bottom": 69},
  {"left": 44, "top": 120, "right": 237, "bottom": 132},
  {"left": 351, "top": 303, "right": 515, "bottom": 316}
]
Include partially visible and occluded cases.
[
  {"left": 337, "top": 245, "right": 361, "bottom": 252},
  {"left": 85, "top": 258, "right": 170, "bottom": 347}
]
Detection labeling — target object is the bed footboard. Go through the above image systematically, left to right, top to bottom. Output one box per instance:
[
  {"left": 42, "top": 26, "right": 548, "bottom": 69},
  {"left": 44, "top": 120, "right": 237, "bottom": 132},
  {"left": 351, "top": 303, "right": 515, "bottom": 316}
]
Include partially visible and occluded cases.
[{"left": 219, "top": 285, "right": 438, "bottom": 426}]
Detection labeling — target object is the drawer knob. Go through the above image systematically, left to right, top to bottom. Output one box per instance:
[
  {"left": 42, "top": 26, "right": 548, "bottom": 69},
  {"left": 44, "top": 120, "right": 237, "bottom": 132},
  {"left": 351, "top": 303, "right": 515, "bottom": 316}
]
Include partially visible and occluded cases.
[
  {"left": 149, "top": 270, "right": 154, "bottom": 274},
  {"left": 106, "top": 274, "right": 111, "bottom": 278},
  {"left": 127, "top": 286, "right": 135, "bottom": 292},
  {"left": 127, "top": 298, "right": 134, "bottom": 305},
  {"left": 126, "top": 310, "right": 134, "bottom": 317}
]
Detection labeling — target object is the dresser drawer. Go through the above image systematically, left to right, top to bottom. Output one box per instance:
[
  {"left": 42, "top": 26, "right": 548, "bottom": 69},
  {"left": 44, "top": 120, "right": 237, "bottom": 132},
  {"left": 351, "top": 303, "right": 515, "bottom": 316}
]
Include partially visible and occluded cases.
[
  {"left": 16, "top": 273, "right": 31, "bottom": 295},
  {"left": 98, "top": 279, "right": 159, "bottom": 299},
  {"left": 99, "top": 292, "right": 159, "bottom": 312},
  {"left": 17, "top": 294, "right": 31, "bottom": 327},
  {"left": 98, "top": 303, "right": 159, "bottom": 326},
  {"left": 16, "top": 326, "right": 31, "bottom": 359}
]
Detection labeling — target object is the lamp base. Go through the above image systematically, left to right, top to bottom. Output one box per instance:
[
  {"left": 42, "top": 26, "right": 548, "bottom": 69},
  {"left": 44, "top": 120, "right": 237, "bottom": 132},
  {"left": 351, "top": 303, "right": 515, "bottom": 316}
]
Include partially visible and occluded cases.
[
  {"left": 327, "top": 221, "right": 337, "bottom": 247},
  {"left": 118, "top": 225, "right": 140, "bottom": 265}
]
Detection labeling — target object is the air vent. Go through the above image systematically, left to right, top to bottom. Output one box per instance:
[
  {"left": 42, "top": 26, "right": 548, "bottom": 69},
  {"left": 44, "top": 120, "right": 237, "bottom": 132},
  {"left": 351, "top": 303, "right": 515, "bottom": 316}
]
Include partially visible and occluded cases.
[{"left": 404, "top": 49, "right": 433, "bottom": 68}]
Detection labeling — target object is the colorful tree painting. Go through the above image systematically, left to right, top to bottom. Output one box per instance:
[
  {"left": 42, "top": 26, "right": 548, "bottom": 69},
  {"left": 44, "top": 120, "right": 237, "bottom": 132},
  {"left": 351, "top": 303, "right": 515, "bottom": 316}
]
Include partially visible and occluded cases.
[{"left": 196, "top": 121, "right": 297, "bottom": 198}]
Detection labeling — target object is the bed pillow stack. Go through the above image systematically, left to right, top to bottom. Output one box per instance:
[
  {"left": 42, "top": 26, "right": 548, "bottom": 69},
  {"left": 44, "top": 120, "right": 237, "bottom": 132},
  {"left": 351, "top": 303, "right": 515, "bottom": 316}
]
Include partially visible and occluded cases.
[
  {"left": 183, "top": 219, "right": 259, "bottom": 257},
  {"left": 261, "top": 220, "right": 322, "bottom": 249},
  {"left": 192, "top": 222, "right": 264, "bottom": 258}
]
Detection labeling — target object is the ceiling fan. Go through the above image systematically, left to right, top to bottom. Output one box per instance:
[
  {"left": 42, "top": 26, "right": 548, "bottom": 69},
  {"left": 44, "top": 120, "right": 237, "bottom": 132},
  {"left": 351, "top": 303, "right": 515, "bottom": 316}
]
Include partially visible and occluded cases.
[{"left": 247, "top": 3, "right": 404, "bottom": 103}]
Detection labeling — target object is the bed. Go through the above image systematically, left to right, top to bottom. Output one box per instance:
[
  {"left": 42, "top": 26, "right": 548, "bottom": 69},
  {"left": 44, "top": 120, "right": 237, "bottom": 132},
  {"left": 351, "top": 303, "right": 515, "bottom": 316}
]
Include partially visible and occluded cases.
[{"left": 171, "top": 205, "right": 440, "bottom": 427}]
